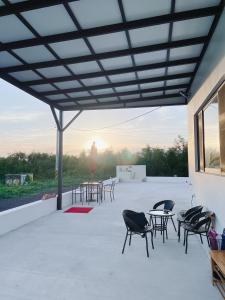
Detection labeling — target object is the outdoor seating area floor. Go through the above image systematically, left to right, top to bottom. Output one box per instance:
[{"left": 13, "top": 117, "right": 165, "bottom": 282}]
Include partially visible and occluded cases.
[{"left": 0, "top": 181, "right": 221, "bottom": 300}]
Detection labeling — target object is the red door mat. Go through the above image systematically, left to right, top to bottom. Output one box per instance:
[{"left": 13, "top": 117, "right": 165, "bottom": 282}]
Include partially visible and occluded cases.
[{"left": 64, "top": 207, "right": 93, "bottom": 214}]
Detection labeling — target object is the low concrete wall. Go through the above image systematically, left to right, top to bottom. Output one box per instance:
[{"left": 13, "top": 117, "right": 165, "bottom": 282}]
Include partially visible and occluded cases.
[
  {"left": 146, "top": 177, "right": 190, "bottom": 184},
  {"left": 0, "top": 179, "right": 118, "bottom": 236},
  {"left": 0, "top": 191, "right": 73, "bottom": 236},
  {"left": 62, "top": 191, "right": 72, "bottom": 209}
]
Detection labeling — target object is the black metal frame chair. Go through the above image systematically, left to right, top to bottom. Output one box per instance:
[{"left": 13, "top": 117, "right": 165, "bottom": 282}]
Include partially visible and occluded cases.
[
  {"left": 103, "top": 180, "right": 115, "bottom": 201},
  {"left": 72, "top": 184, "right": 85, "bottom": 205},
  {"left": 152, "top": 200, "right": 176, "bottom": 232},
  {"left": 177, "top": 205, "right": 203, "bottom": 242},
  {"left": 122, "top": 210, "right": 154, "bottom": 258},
  {"left": 183, "top": 211, "right": 212, "bottom": 254}
]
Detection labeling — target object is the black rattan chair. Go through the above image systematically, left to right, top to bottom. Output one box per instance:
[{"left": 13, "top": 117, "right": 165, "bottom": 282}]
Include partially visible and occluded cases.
[
  {"left": 152, "top": 200, "right": 176, "bottom": 232},
  {"left": 177, "top": 205, "right": 203, "bottom": 242},
  {"left": 122, "top": 210, "right": 154, "bottom": 258},
  {"left": 183, "top": 211, "right": 212, "bottom": 254}
]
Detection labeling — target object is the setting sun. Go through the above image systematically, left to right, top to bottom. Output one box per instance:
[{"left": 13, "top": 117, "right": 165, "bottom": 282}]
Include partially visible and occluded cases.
[{"left": 85, "top": 137, "right": 108, "bottom": 151}]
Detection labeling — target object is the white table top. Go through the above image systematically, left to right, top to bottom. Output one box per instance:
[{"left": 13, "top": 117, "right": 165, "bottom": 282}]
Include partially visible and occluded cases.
[{"left": 148, "top": 209, "right": 175, "bottom": 217}]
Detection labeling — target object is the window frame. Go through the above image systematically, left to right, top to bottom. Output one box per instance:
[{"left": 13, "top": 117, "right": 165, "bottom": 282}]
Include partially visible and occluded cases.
[{"left": 194, "top": 77, "right": 225, "bottom": 175}]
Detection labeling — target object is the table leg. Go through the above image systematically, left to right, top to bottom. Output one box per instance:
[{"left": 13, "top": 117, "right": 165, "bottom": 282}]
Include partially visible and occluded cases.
[
  {"left": 85, "top": 186, "right": 88, "bottom": 203},
  {"left": 162, "top": 216, "right": 165, "bottom": 243},
  {"left": 160, "top": 217, "right": 163, "bottom": 235},
  {"left": 178, "top": 221, "right": 180, "bottom": 242}
]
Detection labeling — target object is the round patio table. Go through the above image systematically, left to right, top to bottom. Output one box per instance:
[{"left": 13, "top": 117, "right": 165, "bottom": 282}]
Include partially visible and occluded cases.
[
  {"left": 81, "top": 182, "right": 102, "bottom": 204},
  {"left": 148, "top": 210, "right": 175, "bottom": 243}
]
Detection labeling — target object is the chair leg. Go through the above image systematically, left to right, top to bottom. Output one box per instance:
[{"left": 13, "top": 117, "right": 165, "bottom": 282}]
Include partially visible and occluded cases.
[
  {"left": 100, "top": 189, "right": 103, "bottom": 203},
  {"left": 110, "top": 191, "right": 112, "bottom": 202},
  {"left": 149, "top": 215, "right": 153, "bottom": 227},
  {"left": 171, "top": 216, "right": 177, "bottom": 232},
  {"left": 154, "top": 217, "right": 157, "bottom": 237},
  {"left": 162, "top": 217, "right": 165, "bottom": 243},
  {"left": 151, "top": 218, "right": 154, "bottom": 232},
  {"left": 178, "top": 221, "right": 180, "bottom": 242},
  {"left": 183, "top": 229, "right": 186, "bottom": 246},
  {"left": 122, "top": 231, "right": 128, "bottom": 254},
  {"left": 151, "top": 231, "right": 154, "bottom": 250},
  {"left": 185, "top": 231, "right": 189, "bottom": 254},
  {"left": 129, "top": 233, "right": 132, "bottom": 246},
  {"left": 200, "top": 234, "right": 203, "bottom": 244},
  {"left": 145, "top": 235, "right": 149, "bottom": 258}
]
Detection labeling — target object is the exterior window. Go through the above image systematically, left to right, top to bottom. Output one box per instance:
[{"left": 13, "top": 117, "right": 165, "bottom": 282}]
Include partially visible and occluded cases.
[
  {"left": 196, "top": 81, "right": 225, "bottom": 174},
  {"left": 204, "top": 96, "right": 220, "bottom": 170},
  {"left": 197, "top": 111, "right": 204, "bottom": 172}
]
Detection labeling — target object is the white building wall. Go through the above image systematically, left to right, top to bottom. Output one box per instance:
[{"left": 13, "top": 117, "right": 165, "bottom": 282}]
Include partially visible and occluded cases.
[
  {"left": 188, "top": 9, "right": 225, "bottom": 232},
  {"left": 116, "top": 165, "right": 146, "bottom": 182}
]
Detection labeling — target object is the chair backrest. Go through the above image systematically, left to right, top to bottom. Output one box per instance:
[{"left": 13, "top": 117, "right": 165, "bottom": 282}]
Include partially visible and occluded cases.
[
  {"left": 103, "top": 180, "right": 115, "bottom": 190},
  {"left": 111, "top": 180, "right": 116, "bottom": 191},
  {"left": 73, "top": 183, "right": 84, "bottom": 191},
  {"left": 153, "top": 200, "right": 175, "bottom": 211},
  {"left": 184, "top": 205, "right": 203, "bottom": 217},
  {"left": 184, "top": 206, "right": 203, "bottom": 221},
  {"left": 122, "top": 210, "right": 148, "bottom": 232},
  {"left": 190, "top": 211, "right": 213, "bottom": 225},
  {"left": 193, "top": 216, "right": 212, "bottom": 231}
]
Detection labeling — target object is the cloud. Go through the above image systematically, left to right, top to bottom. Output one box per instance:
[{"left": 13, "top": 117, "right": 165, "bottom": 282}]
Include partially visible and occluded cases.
[{"left": 0, "top": 111, "right": 46, "bottom": 123}]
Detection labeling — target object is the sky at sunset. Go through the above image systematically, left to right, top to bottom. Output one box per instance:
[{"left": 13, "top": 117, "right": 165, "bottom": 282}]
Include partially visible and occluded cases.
[{"left": 0, "top": 79, "right": 187, "bottom": 157}]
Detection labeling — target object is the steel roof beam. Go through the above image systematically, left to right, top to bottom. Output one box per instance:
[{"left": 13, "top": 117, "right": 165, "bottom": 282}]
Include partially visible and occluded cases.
[
  {"left": 0, "top": 0, "right": 78, "bottom": 17},
  {"left": 186, "top": 0, "right": 225, "bottom": 96},
  {"left": 0, "top": 6, "right": 219, "bottom": 51},
  {"left": 0, "top": 37, "right": 206, "bottom": 73},
  {"left": 23, "top": 57, "right": 198, "bottom": 86},
  {"left": 0, "top": 72, "right": 62, "bottom": 109},
  {"left": 41, "top": 72, "right": 193, "bottom": 96},
  {"left": 53, "top": 83, "right": 189, "bottom": 104},
  {"left": 59, "top": 93, "right": 183, "bottom": 110},
  {"left": 63, "top": 101, "right": 185, "bottom": 111}
]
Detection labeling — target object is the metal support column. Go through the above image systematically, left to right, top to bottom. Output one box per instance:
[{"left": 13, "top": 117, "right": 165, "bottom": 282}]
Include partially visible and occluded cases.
[
  {"left": 50, "top": 106, "right": 82, "bottom": 210},
  {"left": 57, "top": 110, "right": 63, "bottom": 210},
  {"left": 55, "top": 129, "right": 59, "bottom": 177}
]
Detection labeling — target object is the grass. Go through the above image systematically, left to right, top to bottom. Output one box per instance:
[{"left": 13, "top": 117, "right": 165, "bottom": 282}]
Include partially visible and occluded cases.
[{"left": 0, "top": 175, "right": 104, "bottom": 200}]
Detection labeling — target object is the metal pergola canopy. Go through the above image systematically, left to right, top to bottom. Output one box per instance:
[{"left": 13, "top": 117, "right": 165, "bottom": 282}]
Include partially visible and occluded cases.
[{"left": 0, "top": 0, "right": 224, "bottom": 111}]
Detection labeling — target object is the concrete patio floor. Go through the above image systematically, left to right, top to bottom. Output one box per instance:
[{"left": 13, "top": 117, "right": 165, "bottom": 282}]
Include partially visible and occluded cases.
[{"left": 0, "top": 181, "right": 220, "bottom": 300}]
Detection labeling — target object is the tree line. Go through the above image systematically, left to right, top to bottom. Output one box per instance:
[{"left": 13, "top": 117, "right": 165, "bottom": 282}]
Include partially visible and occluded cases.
[{"left": 0, "top": 136, "right": 188, "bottom": 183}]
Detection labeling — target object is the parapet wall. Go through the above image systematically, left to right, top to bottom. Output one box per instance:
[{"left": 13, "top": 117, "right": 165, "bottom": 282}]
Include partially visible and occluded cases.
[{"left": 0, "top": 190, "right": 72, "bottom": 236}]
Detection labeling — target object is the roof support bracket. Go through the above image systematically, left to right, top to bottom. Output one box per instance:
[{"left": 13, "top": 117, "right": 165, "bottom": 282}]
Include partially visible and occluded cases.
[
  {"left": 50, "top": 105, "right": 61, "bottom": 131},
  {"left": 50, "top": 105, "right": 82, "bottom": 132},
  {"left": 62, "top": 110, "right": 83, "bottom": 132}
]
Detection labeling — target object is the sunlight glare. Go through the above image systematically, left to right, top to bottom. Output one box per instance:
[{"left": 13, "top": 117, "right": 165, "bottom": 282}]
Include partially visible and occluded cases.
[{"left": 85, "top": 137, "right": 107, "bottom": 151}]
